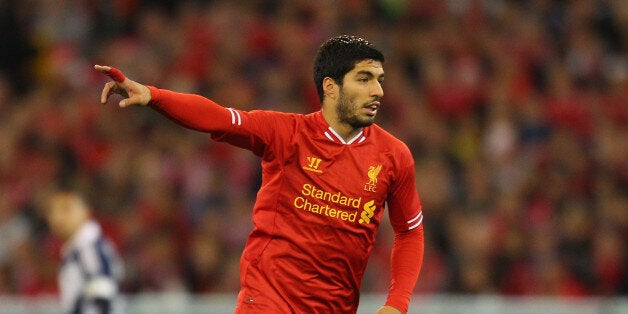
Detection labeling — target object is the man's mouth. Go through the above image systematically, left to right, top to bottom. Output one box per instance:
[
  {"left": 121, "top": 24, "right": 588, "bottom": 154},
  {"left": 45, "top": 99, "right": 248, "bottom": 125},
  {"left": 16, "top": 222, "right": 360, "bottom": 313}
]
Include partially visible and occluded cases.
[{"left": 365, "top": 101, "right": 380, "bottom": 116}]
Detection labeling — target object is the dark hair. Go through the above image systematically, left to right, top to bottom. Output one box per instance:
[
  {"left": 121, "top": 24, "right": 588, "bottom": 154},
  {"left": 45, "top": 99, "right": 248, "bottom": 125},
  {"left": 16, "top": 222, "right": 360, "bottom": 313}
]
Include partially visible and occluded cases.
[{"left": 313, "top": 35, "right": 384, "bottom": 102}]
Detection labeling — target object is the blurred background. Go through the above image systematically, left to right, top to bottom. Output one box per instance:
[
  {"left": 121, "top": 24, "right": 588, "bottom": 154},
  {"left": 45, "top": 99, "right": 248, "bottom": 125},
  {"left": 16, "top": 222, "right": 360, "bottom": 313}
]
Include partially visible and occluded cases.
[{"left": 0, "top": 0, "right": 626, "bottom": 312}]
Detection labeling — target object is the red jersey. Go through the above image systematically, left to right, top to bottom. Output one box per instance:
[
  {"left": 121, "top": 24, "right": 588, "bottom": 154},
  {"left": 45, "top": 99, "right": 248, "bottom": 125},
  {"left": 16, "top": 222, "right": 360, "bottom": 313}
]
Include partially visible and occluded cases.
[{"left": 148, "top": 87, "right": 423, "bottom": 313}]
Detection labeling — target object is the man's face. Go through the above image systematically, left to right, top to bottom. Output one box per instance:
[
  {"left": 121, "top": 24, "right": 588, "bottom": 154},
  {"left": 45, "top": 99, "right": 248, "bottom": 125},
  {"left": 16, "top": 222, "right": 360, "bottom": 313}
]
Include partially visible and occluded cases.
[{"left": 335, "top": 59, "right": 385, "bottom": 128}]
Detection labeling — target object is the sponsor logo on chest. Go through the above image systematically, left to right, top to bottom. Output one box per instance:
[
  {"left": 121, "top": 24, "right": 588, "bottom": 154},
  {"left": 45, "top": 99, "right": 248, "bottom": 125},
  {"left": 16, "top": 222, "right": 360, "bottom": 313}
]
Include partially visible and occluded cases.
[{"left": 295, "top": 158, "right": 385, "bottom": 226}]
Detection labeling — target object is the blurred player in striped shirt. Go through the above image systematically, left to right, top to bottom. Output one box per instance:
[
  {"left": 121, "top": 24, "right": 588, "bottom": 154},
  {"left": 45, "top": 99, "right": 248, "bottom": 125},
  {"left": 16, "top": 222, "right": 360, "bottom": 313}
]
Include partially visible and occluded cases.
[{"left": 46, "top": 190, "right": 123, "bottom": 314}]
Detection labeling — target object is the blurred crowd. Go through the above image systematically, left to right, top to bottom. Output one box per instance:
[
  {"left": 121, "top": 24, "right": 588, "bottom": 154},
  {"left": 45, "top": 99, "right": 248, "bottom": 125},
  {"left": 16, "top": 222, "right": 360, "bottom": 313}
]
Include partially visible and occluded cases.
[{"left": 0, "top": 0, "right": 626, "bottom": 298}]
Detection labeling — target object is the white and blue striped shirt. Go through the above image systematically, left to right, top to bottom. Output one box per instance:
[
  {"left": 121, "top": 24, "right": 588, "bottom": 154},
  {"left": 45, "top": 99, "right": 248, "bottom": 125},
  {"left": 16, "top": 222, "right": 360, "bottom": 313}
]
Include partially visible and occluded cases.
[{"left": 59, "top": 221, "right": 123, "bottom": 314}]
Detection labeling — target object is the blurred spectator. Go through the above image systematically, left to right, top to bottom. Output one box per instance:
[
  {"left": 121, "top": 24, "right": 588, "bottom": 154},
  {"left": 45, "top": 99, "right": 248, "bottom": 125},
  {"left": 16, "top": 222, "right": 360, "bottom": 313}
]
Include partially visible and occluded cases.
[
  {"left": 0, "top": 0, "right": 625, "bottom": 298},
  {"left": 44, "top": 189, "right": 123, "bottom": 313}
]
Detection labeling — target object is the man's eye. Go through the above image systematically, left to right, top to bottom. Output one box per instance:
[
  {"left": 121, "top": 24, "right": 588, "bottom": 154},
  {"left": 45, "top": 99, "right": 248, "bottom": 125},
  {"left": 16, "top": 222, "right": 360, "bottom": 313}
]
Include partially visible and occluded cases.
[{"left": 359, "top": 78, "right": 368, "bottom": 82}]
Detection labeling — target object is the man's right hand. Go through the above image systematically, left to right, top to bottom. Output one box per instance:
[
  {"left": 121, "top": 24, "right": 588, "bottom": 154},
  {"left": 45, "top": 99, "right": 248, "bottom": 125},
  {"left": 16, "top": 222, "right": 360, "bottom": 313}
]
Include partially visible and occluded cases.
[{"left": 94, "top": 65, "right": 152, "bottom": 108}]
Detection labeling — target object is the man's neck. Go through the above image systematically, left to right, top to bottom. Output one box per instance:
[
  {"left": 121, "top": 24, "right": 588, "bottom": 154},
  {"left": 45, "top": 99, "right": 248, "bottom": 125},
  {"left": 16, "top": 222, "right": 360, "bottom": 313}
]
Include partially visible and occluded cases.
[{"left": 321, "top": 108, "right": 362, "bottom": 143}]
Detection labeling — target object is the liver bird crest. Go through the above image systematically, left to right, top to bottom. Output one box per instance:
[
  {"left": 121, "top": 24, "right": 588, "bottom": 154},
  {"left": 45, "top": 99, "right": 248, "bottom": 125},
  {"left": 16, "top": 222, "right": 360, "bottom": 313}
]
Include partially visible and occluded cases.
[{"left": 367, "top": 165, "right": 382, "bottom": 185}]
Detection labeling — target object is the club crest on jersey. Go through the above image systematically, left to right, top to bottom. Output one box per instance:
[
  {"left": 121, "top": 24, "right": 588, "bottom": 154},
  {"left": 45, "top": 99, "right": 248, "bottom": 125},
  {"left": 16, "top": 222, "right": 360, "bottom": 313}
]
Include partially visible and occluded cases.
[
  {"left": 303, "top": 156, "right": 323, "bottom": 173},
  {"left": 364, "top": 164, "right": 382, "bottom": 192}
]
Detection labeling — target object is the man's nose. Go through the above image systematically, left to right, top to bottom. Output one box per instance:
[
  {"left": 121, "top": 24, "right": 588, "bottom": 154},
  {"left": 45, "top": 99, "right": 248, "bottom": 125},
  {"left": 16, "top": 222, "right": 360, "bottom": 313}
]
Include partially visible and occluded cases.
[{"left": 371, "top": 81, "right": 384, "bottom": 98}]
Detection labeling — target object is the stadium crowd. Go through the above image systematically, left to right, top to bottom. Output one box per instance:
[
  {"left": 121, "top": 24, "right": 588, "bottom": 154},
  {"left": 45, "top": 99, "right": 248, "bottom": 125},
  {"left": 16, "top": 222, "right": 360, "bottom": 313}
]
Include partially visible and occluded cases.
[{"left": 0, "top": 0, "right": 625, "bottom": 297}]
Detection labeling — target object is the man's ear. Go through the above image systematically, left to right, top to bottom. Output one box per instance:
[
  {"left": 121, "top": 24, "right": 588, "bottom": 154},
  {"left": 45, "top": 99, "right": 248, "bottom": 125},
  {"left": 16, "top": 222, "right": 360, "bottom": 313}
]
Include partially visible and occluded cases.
[{"left": 322, "top": 77, "right": 339, "bottom": 100}]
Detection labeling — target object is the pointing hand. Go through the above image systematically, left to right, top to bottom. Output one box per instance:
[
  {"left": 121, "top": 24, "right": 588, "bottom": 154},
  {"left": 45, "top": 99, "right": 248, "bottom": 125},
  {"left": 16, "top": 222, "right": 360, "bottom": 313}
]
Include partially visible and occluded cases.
[{"left": 94, "top": 65, "right": 151, "bottom": 107}]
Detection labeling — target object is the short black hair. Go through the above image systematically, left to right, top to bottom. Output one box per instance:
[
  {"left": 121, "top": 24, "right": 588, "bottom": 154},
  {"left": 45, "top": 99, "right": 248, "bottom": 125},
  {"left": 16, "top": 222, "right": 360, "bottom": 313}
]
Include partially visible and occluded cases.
[{"left": 313, "top": 35, "right": 384, "bottom": 102}]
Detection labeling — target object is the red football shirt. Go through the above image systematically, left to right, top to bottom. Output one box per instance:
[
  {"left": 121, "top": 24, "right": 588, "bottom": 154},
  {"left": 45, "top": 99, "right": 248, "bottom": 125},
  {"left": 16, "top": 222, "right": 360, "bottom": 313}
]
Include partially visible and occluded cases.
[{"left": 148, "top": 87, "right": 423, "bottom": 313}]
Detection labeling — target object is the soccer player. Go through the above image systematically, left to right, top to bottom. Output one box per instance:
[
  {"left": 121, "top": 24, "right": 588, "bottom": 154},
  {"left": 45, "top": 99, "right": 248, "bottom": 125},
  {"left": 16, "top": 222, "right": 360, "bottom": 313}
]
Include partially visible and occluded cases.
[
  {"left": 96, "top": 35, "right": 423, "bottom": 314},
  {"left": 45, "top": 190, "right": 123, "bottom": 314}
]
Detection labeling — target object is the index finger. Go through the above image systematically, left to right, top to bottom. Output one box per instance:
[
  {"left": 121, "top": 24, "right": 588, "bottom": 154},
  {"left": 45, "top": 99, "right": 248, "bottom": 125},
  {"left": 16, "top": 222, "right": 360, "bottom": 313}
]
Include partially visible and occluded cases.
[{"left": 94, "top": 64, "right": 126, "bottom": 83}]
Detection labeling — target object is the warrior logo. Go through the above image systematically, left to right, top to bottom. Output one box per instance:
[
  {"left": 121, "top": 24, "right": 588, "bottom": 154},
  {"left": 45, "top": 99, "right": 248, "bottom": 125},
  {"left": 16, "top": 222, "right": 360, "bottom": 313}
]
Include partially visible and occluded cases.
[
  {"left": 303, "top": 156, "right": 323, "bottom": 173},
  {"left": 364, "top": 164, "right": 382, "bottom": 192}
]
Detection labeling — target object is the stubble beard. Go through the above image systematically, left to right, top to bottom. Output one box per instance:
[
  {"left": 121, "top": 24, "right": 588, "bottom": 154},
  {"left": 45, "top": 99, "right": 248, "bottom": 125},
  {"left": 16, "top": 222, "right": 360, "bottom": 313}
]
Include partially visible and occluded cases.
[{"left": 336, "top": 89, "right": 376, "bottom": 129}]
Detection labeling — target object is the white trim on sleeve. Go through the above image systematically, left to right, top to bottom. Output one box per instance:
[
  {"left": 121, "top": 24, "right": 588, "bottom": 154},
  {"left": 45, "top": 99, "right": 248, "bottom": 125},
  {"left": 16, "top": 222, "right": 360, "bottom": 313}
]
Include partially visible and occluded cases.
[
  {"left": 227, "top": 108, "right": 242, "bottom": 126},
  {"left": 407, "top": 211, "right": 423, "bottom": 230}
]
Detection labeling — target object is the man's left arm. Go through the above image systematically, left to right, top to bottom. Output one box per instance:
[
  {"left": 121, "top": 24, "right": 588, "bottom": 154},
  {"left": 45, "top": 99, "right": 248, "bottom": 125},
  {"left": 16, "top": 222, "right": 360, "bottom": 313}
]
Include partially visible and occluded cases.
[
  {"left": 379, "top": 146, "right": 424, "bottom": 314},
  {"left": 379, "top": 225, "right": 424, "bottom": 314}
]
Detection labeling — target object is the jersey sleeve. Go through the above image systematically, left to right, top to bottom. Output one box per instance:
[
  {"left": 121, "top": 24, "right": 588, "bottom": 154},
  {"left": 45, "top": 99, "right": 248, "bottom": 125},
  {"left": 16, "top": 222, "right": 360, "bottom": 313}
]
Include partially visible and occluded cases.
[
  {"left": 148, "top": 86, "right": 291, "bottom": 156},
  {"left": 148, "top": 86, "right": 233, "bottom": 132},
  {"left": 209, "top": 109, "right": 294, "bottom": 157},
  {"left": 384, "top": 145, "right": 424, "bottom": 313},
  {"left": 386, "top": 145, "right": 422, "bottom": 233},
  {"left": 385, "top": 225, "right": 424, "bottom": 314}
]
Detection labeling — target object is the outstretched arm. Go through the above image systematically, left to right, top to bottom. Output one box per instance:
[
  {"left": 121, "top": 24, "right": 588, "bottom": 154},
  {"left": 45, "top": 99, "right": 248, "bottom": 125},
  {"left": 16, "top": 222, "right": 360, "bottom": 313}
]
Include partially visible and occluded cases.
[{"left": 95, "top": 65, "right": 233, "bottom": 133}]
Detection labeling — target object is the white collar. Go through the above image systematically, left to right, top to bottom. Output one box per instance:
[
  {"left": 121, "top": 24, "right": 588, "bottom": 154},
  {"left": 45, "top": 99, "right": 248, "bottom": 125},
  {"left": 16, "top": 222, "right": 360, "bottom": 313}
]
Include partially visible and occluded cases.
[
  {"left": 318, "top": 110, "right": 367, "bottom": 145},
  {"left": 324, "top": 126, "right": 367, "bottom": 145}
]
